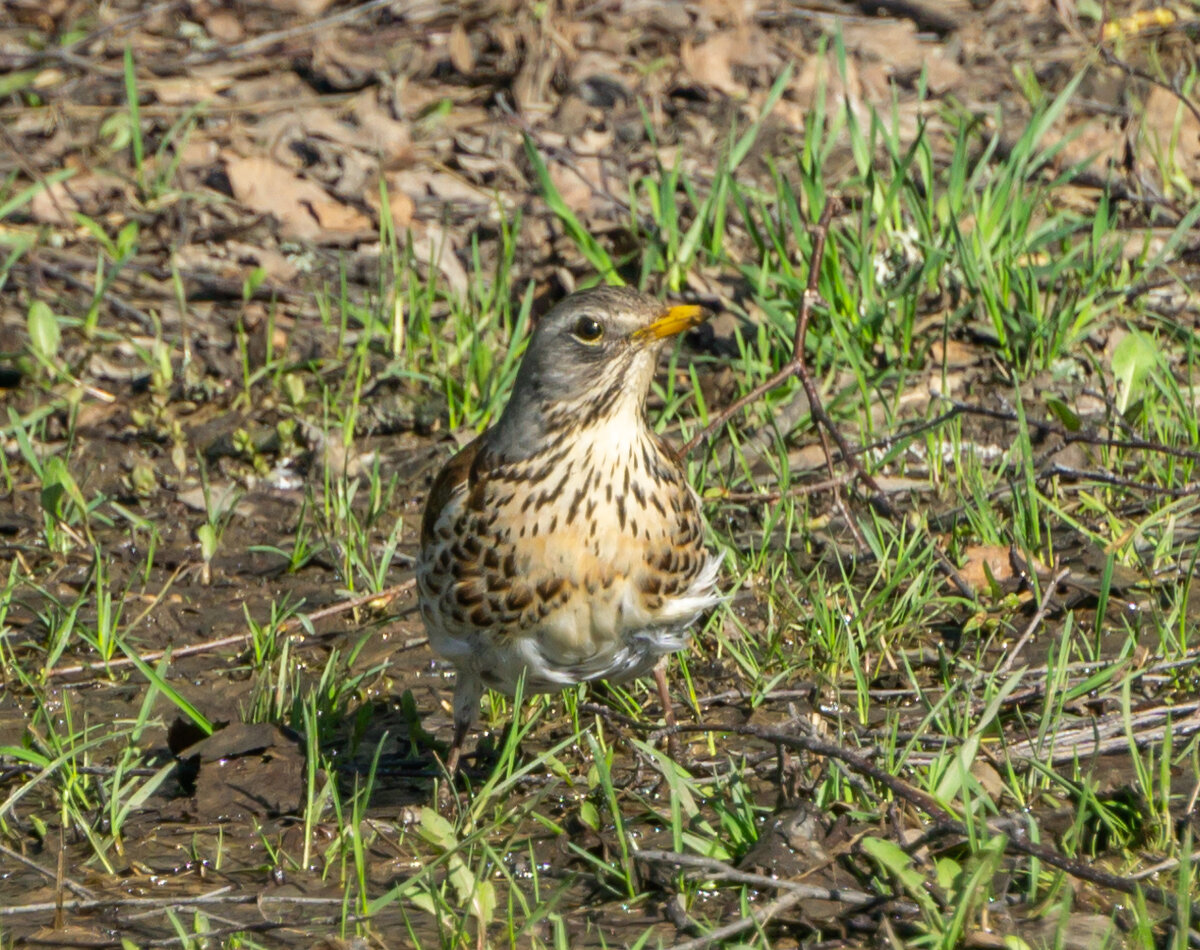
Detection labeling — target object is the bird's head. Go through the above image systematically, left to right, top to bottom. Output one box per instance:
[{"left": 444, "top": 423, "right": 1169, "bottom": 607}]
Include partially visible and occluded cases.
[{"left": 487, "top": 286, "right": 706, "bottom": 456}]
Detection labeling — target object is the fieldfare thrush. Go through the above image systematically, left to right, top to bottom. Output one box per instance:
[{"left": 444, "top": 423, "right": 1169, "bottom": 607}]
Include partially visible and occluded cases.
[{"left": 417, "top": 286, "right": 722, "bottom": 773}]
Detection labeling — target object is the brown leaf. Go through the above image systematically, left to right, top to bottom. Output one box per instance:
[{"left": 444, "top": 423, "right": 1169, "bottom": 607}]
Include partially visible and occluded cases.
[
  {"left": 263, "top": 0, "right": 335, "bottom": 14},
  {"left": 203, "top": 10, "right": 243, "bottom": 42},
  {"left": 842, "top": 20, "right": 922, "bottom": 71},
  {"left": 448, "top": 22, "right": 475, "bottom": 74},
  {"left": 681, "top": 33, "right": 745, "bottom": 98},
  {"left": 147, "top": 74, "right": 231, "bottom": 105},
  {"left": 350, "top": 90, "right": 413, "bottom": 160},
  {"left": 222, "top": 154, "right": 371, "bottom": 241},
  {"left": 547, "top": 157, "right": 601, "bottom": 215},
  {"left": 29, "top": 171, "right": 130, "bottom": 226},
  {"left": 365, "top": 174, "right": 415, "bottom": 229},
  {"left": 386, "top": 188, "right": 415, "bottom": 229},
  {"left": 407, "top": 224, "right": 468, "bottom": 297},
  {"left": 930, "top": 339, "right": 981, "bottom": 369},
  {"left": 960, "top": 544, "right": 1015, "bottom": 591},
  {"left": 183, "top": 722, "right": 307, "bottom": 820},
  {"left": 970, "top": 759, "right": 1006, "bottom": 799}
]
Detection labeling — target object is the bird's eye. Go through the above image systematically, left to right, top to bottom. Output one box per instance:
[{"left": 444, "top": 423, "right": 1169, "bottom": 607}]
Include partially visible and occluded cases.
[{"left": 571, "top": 315, "right": 604, "bottom": 343}]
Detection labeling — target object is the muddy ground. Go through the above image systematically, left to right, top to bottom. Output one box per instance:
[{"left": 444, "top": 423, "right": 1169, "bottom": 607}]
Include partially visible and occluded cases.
[{"left": 2, "top": 0, "right": 1200, "bottom": 947}]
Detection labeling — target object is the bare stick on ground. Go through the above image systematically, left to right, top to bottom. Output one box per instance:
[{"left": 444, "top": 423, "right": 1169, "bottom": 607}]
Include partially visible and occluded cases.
[
  {"left": 682, "top": 198, "right": 976, "bottom": 599},
  {"left": 45, "top": 579, "right": 417, "bottom": 680}
]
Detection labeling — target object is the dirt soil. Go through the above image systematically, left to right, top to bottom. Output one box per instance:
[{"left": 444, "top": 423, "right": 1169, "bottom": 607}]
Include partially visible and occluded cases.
[{"left": 1, "top": 0, "right": 1199, "bottom": 947}]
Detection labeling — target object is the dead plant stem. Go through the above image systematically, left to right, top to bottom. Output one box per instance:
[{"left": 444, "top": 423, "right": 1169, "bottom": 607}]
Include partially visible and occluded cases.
[
  {"left": 45, "top": 579, "right": 415, "bottom": 679},
  {"left": 663, "top": 720, "right": 1180, "bottom": 912}
]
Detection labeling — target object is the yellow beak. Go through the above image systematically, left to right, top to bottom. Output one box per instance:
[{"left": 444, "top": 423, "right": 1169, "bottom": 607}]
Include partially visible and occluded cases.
[{"left": 632, "top": 304, "right": 707, "bottom": 343}]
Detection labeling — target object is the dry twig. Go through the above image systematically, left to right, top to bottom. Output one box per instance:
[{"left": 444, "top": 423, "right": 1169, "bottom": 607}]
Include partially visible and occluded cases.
[
  {"left": 682, "top": 200, "right": 976, "bottom": 599},
  {"left": 998, "top": 566, "right": 1071, "bottom": 674},
  {"left": 45, "top": 579, "right": 415, "bottom": 679},
  {"left": 661, "top": 719, "right": 1181, "bottom": 912},
  {"left": 0, "top": 841, "right": 94, "bottom": 902},
  {"left": 636, "top": 849, "right": 878, "bottom": 905}
]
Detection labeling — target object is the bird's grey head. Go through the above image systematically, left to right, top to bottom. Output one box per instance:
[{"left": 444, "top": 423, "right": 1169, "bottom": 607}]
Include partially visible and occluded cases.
[{"left": 486, "top": 286, "right": 705, "bottom": 457}]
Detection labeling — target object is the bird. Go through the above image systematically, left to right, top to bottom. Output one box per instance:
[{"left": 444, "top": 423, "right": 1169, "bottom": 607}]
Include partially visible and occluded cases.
[{"left": 416, "top": 285, "right": 722, "bottom": 774}]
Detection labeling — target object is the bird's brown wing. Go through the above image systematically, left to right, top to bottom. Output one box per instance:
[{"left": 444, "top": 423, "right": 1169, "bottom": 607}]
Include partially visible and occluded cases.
[{"left": 420, "top": 436, "right": 482, "bottom": 547}]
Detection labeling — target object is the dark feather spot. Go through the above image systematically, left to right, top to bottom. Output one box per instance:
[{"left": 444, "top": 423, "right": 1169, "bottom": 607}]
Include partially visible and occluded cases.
[
  {"left": 566, "top": 487, "right": 586, "bottom": 525},
  {"left": 537, "top": 577, "right": 565, "bottom": 601},
  {"left": 456, "top": 585, "right": 484, "bottom": 607},
  {"left": 506, "top": 586, "right": 533, "bottom": 611},
  {"left": 469, "top": 605, "right": 493, "bottom": 627}
]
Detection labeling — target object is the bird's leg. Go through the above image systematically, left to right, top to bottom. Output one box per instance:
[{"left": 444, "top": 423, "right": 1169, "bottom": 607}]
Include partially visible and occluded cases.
[
  {"left": 653, "top": 657, "right": 682, "bottom": 759},
  {"left": 443, "top": 672, "right": 482, "bottom": 776},
  {"left": 437, "top": 707, "right": 473, "bottom": 812},
  {"left": 444, "top": 717, "right": 469, "bottom": 775}
]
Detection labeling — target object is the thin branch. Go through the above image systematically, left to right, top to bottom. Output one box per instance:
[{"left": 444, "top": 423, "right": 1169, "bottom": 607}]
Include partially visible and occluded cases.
[
  {"left": 182, "top": 0, "right": 397, "bottom": 64},
  {"left": 682, "top": 199, "right": 837, "bottom": 456},
  {"left": 680, "top": 200, "right": 977, "bottom": 599},
  {"left": 951, "top": 401, "right": 1200, "bottom": 464},
  {"left": 708, "top": 472, "right": 854, "bottom": 504},
  {"left": 998, "top": 566, "right": 1071, "bottom": 674},
  {"left": 45, "top": 579, "right": 415, "bottom": 679},
  {"left": 656, "top": 719, "right": 1181, "bottom": 911},
  {"left": 0, "top": 841, "right": 94, "bottom": 901},
  {"left": 635, "top": 850, "right": 879, "bottom": 906},
  {"left": 662, "top": 882, "right": 811, "bottom": 950},
  {"left": 0, "top": 886, "right": 345, "bottom": 916},
  {"left": 666, "top": 887, "right": 810, "bottom": 950}
]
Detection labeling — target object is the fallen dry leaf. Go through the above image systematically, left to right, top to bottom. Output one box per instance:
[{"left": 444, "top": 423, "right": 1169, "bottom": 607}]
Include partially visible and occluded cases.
[
  {"left": 264, "top": 0, "right": 336, "bottom": 15},
  {"left": 202, "top": 10, "right": 243, "bottom": 42},
  {"left": 448, "top": 21, "right": 475, "bottom": 75},
  {"left": 681, "top": 32, "right": 747, "bottom": 98},
  {"left": 147, "top": 74, "right": 231, "bottom": 105},
  {"left": 350, "top": 90, "right": 413, "bottom": 160},
  {"left": 222, "top": 153, "right": 371, "bottom": 241},
  {"left": 548, "top": 156, "right": 602, "bottom": 215},
  {"left": 29, "top": 171, "right": 133, "bottom": 226},
  {"left": 367, "top": 174, "right": 415, "bottom": 229},
  {"left": 407, "top": 224, "right": 468, "bottom": 297},
  {"left": 930, "top": 339, "right": 981, "bottom": 369},
  {"left": 960, "top": 544, "right": 1016, "bottom": 591}
]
